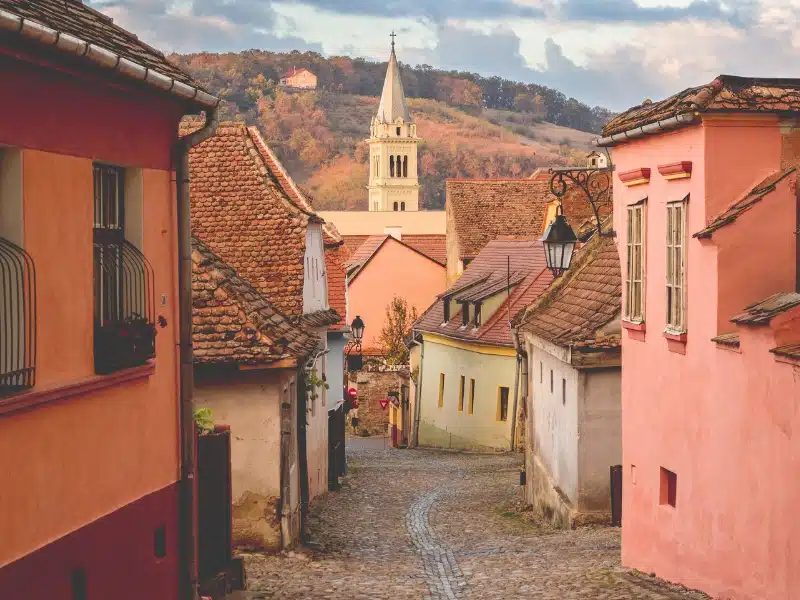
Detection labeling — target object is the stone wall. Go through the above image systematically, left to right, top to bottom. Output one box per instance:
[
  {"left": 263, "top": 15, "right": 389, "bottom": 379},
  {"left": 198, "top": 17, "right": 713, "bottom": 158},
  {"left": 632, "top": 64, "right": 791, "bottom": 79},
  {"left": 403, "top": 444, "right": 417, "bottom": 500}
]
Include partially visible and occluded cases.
[{"left": 350, "top": 369, "right": 408, "bottom": 437}]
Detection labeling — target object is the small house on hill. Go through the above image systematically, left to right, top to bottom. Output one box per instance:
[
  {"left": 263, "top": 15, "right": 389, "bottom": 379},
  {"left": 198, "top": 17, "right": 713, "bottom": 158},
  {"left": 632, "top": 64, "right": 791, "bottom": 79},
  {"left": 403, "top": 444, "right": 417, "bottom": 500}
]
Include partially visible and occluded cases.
[
  {"left": 280, "top": 67, "right": 317, "bottom": 89},
  {"left": 411, "top": 240, "right": 553, "bottom": 451}
]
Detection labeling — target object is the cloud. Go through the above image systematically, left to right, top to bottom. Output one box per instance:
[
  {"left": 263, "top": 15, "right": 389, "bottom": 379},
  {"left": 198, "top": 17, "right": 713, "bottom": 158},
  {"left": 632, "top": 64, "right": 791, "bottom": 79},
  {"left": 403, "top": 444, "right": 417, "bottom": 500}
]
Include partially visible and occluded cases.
[
  {"left": 87, "top": 0, "right": 322, "bottom": 53},
  {"left": 280, "top": 0, "right": 545, "bottom": 22},
  {"left": 556, "top": 0, "right": 759, "bottom": 27}
]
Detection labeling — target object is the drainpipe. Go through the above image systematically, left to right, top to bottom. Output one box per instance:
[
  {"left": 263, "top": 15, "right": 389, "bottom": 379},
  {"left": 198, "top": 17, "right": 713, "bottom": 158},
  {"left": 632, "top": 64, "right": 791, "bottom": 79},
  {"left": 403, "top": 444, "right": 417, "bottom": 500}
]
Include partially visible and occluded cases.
[
  {"left": 176, "top": 107, "right": 218, "bottom": 600},
  {"left": 593, "top": 112, "right": 696, "bottom": 147},
  {"left": 509, "top": 327, "right": 524, "bottom": 452},
  {"left": 411, "top": 331, "right": 424, "bottom": 448}
]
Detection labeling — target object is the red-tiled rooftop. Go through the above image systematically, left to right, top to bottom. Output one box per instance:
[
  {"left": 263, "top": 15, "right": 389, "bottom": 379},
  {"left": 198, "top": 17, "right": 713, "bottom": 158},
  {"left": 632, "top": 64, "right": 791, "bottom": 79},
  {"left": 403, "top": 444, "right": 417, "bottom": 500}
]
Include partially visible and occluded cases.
[{"left": 415, "top": 240, "right": 553, "bottom": 347}]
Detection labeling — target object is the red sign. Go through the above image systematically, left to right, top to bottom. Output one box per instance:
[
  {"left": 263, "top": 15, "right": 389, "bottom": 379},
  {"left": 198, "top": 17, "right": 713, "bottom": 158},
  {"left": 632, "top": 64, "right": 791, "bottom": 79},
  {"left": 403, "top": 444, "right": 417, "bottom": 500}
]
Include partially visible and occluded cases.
[
  {"left": 347, "top": 387, "right": 358, "bottom": 400},
  {"left": 379, "top": 399, "right": 389, "bottom": 410}
]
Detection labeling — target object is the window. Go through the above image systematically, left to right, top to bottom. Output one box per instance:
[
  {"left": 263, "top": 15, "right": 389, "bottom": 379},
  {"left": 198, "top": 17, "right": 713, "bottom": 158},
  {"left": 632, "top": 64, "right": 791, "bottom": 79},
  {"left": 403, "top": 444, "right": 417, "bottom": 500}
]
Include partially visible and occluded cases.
[
  {"left": 396, "top": 126, "right": 401, "bottom": 136},
  {"left": 389, "top": 155, "right": 395, "bottom": 177},
  {"left": 403, "top": 155, "right": 408, "bottom": 177},
  {"left": 93, "top": 164, "right": 155, "bottom": 374},
  {"left": 666, "top": 199, "right": 687, "bottom": 332},
  {"left": 393, "top": 201, "right": 399, "bottom": 211},
  {"left": 625, "top": 201, "right": 646, "bottom": 322},
  {"left": 401, "top": 202, "right": 406, "bottom": 211},
  {"left": 443, "top": 297, "right": 450, "bottom": 323},
  {"left": 461, "top": 302, "right": 469, "bottom": 327},
  {"left": 473, "top": 303, "right": 481, "bottom": 327},
  {"left": 539, "top": 361, "right": 543, "bottom": 384},
  {"left": 550, "top": 369, "right": 553, "bottom": 393},
  {"left": 438, "top": 373, "right": 445, "bottom": 408},
  {"left": 458, "top": 375, "right": 465, "bottom": 411},
  {"left": 468, "top": 378, "right": 475, "bottom": 415},
  {"left": 562, "top": 378, "right": 566, "bottom": 406},
  {"left": 497, "top": 386, "right": 510, "bottom": 421},
  {"left": 660, "top": 467, "right": 677, "bottom": 507}
]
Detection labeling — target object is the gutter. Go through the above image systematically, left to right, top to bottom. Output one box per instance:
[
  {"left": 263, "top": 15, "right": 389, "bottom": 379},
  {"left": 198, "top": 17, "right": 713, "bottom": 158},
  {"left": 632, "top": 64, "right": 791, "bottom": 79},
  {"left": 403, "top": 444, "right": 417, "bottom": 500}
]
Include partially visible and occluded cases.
[
  {"left": 0, "top": 9, "right": 219, "bottom": 109},
  {"left": 176, "top": 108, "right": 219, "bottom": 600},
  {"left": 593, "top": 111, "right": 696, "bottom": 147},
  {"left": 509, "top": 327, "right": 524, "bottom": 452},
  {"left": 411, "top": 330, "right": 424, "bottom": 448}
]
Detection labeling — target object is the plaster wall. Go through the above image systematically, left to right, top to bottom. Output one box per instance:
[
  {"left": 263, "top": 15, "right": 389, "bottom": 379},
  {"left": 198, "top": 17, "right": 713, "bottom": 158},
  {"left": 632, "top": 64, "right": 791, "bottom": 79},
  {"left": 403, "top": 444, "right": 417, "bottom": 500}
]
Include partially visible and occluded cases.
[
  {"left": 612, "top": 119, "right": 800, "bottom": 600},
  {"left": 316, "top": 210, "right": 445, "bottom": 235},
  {"left": 303, "top": 224, "right": 328, "bottom": 314},
  {"left": 348, "top": 238, "right": 445, "bottom": 352},
  {"left": 326, "top": 333, "right": 347, "bottom": 412},
  {"left": 306, "top": 335, "right": 330, "bottom": 502},
  {"left": 417, "top": 336, "right": 515, "bottom": 450},
  {"left": 194, "top": 369, "right": 283, "bottom": 550}
]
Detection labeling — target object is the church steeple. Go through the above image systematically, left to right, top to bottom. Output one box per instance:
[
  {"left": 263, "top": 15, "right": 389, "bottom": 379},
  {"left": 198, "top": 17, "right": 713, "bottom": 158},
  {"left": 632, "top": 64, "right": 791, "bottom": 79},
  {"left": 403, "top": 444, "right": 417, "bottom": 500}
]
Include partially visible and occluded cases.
[
  {"left": 376, "top": 32, "right": 410, "bottom": 124},
  {"left": 366, "top": 34, "right": 422, "bottom": 212}
]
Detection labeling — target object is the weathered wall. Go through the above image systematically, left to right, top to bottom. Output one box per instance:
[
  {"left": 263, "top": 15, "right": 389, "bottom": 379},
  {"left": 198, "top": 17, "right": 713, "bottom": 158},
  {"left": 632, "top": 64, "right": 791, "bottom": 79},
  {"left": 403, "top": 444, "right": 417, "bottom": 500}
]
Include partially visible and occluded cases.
[
  {"left": 348, "top": 237, "right": 445, "bottom": 352},
  {"left": 326, "top": 333, "right": 347, "bottom": 412},
  {"left": 418, "top": 335, "right": 515, "bottom": 450},
  {"left": 306, "top": 338, "right": 330, "bottom": 501},
  {"left": 194, "top": 369, "right": 283, "bottom": 551},
  {"left": 351, "top": 369, "right": 409, "bottom": 437}
]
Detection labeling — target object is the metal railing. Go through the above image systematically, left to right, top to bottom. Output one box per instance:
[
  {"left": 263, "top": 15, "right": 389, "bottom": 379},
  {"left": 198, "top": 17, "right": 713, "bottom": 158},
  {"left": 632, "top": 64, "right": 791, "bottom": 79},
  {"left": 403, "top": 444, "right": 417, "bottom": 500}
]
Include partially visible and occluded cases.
[{"left": 0, "top": 237, "right": 36, "bottom": 395}]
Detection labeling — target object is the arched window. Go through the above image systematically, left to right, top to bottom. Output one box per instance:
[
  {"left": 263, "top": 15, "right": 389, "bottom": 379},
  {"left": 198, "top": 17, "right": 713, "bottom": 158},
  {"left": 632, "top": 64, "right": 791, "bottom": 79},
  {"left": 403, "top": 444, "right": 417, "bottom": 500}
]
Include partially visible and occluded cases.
[
  {"left": 396, "top": 126, "right": 401, "bottom": 136},
  {"left": 389, "top": 155, "right": 395, "bottom": 177},
  {"left": 397, "top": 155, "right": 403, "bottom": 177},
  {"left": 403, "top": 156, "right": 408, "bottom": 177},
  {"left": 393, "top": 202, "right": 399, "bottom": 211},
  {"left": 401, "top": 202, "right": 406, "bottom": 211}
]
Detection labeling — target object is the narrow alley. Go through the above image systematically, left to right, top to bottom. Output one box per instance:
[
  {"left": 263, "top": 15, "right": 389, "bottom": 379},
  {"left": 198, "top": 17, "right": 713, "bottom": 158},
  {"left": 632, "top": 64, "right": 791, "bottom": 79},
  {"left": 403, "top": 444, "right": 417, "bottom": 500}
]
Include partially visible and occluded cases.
[{"left": 234, "top": 443, "right": 708, "bottom": 600}]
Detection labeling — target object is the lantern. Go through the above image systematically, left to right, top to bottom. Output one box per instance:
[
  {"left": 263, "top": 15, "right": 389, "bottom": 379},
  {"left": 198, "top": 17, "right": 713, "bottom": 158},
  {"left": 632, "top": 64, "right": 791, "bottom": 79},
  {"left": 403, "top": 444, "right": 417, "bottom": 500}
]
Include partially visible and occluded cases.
[
  {"left": 540, "top": 212, "right": 577, "bottom": 277},
  {"left": 350, "top": 315, "right": 365, "bottom": 342}
]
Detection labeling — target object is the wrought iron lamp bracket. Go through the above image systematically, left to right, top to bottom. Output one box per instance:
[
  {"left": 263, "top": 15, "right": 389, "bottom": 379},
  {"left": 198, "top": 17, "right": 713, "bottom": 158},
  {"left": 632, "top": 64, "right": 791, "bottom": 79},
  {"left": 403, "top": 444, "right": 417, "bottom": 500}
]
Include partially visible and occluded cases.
[
  {"left": 548, "top": 167, "right": 615, "bottom": 238},
  {"left": 345, "top": 340, "right": 363, "bottom": 356}
]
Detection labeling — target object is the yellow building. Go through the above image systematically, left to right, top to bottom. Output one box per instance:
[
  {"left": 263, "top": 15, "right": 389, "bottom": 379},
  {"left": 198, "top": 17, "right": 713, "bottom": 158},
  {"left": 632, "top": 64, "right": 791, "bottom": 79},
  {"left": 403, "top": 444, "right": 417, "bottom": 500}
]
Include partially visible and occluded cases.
[
  {"left": 280, "top": 67, "right": 318, "bottom": 89},
  {"left": 411, "top": 240, "right": 553, "bottom": 450}
]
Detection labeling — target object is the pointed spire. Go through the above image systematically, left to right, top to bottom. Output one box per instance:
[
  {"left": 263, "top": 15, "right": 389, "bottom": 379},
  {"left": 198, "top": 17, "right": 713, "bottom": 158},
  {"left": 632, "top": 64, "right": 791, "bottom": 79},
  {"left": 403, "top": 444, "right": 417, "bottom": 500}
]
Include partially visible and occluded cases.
[{"left": 376, "top": 33, "right": 410, "bottom": 124}]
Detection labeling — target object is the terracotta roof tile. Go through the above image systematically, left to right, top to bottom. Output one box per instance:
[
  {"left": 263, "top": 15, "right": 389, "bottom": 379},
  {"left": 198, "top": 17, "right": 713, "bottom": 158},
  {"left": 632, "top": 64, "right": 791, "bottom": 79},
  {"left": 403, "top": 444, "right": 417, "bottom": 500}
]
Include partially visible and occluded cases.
[
  {"left": 0, "top": 0, "right": 201, "bottom": 89},
  {"left": 603, "top": 75, "right": 800, "bottom": 138},
  {"left": 186, "top": 121, "right": 322, "bottom": 318},
  {"left": 694, "top": 169, "right": 795, "bottom": 238},
  {"left": 446, "top": 179, "right": 552, "bottom": 259},
  {"left": 401, "top": 234, "right": 447, "bottom": 264},
  {"left": 516, "top": 234, "right": 621, "bottom": 349},
  {"left": 342, "top": 235, "right": 369, "bottom": 261},
  {"left": 345, "top": 235, "right": 389, "bottom": 275},
  {"left": 191, "top": 237, "right": 318, "bottom": 365},
  {"left": 415, "top": 240, "right": 552, "bottom": 347},
  {"left": 326, "top": 244, "right": 348, "bottom": 330},
  {"left": 731, "top": 293, "right": 800, "bottom": 325},
  {"left": 712, "top": 332, "right": 741, "bottom": 348},
  {"left": 771, "top": 343, "right": 800, "bottom": 360}
]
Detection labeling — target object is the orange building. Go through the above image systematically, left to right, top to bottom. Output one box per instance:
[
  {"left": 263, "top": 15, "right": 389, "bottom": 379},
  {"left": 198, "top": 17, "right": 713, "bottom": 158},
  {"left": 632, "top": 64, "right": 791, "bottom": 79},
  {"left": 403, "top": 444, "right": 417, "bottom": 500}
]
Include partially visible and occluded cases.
[{"left": 0, "top": 2, "right": 217, "bottom": 599}]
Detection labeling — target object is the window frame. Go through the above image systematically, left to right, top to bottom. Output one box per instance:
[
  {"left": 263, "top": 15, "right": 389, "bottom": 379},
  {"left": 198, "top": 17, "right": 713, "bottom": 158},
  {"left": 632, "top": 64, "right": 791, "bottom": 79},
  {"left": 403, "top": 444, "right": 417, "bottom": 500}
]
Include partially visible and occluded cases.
[
  {"left": 665, "top": 197, "right": 688, "bottom": 334},
  {"left": 625, "top": 200, "right": 647, "bottom": 324},
  {"left": 438, "top": 373, "right": 445, "bottom": 408},
  {"left": 458, "top": 375, "right": 465, "bottom": 412},
  {"left": 468, "top": 378, "right": 475, "bottom": 415},
  {"left": 496, "top": 386, "right": 510, "bottom": 422}
]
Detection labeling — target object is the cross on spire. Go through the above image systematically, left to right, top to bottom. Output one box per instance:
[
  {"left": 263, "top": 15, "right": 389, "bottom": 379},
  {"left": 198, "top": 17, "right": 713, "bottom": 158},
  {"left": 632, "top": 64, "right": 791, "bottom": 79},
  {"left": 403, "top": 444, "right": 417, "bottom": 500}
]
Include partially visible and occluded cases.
[{"left": 390, "top": 31, "right": 397, "bottom": 51}]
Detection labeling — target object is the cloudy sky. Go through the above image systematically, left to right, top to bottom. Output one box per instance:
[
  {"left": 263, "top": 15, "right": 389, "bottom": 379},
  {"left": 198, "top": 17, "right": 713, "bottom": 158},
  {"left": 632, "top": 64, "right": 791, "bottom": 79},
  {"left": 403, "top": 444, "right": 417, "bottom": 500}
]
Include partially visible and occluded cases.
[{"left": 88, "top": 0, "right": 800, "bottom": 111}]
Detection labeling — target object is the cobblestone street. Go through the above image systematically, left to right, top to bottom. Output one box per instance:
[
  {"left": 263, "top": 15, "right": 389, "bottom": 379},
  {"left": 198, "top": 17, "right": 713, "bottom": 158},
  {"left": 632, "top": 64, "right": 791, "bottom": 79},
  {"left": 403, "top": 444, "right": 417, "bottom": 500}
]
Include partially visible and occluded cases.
[{"left": 236, "top": 442, "right": 708, "bottom": 599}]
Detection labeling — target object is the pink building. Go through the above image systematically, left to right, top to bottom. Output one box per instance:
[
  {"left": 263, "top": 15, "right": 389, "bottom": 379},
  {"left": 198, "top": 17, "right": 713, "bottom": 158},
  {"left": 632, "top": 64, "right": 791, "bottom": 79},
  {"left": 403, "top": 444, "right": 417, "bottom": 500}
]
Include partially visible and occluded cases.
[{"left": 600, "top": 76, "right": 800, "bottom": 600}]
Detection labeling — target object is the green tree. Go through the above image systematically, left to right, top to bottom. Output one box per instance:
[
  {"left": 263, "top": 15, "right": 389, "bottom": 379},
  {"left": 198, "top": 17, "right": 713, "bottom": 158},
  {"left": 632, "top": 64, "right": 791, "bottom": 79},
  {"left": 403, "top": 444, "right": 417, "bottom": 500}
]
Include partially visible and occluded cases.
[{"left": 379, "top": 296, "right": 418, "bottom": 365}]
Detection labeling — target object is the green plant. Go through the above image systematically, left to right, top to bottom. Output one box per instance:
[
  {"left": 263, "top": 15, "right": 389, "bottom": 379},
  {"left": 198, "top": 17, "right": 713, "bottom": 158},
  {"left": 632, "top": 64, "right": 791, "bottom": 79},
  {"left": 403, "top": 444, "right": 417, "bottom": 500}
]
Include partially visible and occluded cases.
[
  {"left": 306, "top": 367, "right": 329, "bottom": 405},
  {"left": 194, "top": 407, "right": 215, "bottom": 435}
]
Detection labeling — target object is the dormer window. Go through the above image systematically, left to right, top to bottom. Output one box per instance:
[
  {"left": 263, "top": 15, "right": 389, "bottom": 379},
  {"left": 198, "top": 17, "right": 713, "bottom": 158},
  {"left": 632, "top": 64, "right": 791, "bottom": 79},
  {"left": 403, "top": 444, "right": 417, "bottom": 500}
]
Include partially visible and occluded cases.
[
  {"left": 443, "top": 296, "right": 450, "bottom": 323},
  {"left": 461, "top": 303, "right": 469, "bottom": 327},
  {"left": 473, "top": 303, "right": 481, "bottom": 328}
]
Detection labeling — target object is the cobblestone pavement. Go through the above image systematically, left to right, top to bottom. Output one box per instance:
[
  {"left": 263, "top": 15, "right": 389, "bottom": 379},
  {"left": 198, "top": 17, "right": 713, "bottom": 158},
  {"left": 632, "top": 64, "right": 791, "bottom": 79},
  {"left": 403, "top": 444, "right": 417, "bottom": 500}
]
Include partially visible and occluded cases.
[{"left": 237, "top": 445, "right": 709, "bottom": 600}]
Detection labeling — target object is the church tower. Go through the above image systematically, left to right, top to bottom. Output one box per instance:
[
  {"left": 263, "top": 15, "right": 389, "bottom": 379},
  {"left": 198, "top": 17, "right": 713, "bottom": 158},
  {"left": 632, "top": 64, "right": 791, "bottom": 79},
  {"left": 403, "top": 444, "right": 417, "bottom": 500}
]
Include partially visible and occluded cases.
[{"left": 367, "top": 34, "right": 422, "bottom": 212}]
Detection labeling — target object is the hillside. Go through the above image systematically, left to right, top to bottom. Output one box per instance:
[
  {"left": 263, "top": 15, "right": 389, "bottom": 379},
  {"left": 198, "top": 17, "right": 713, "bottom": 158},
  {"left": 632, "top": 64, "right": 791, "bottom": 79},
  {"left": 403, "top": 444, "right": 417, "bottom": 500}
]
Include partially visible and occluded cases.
[{"left": 172, "top": 51, "right": 606, "bottom": 210}]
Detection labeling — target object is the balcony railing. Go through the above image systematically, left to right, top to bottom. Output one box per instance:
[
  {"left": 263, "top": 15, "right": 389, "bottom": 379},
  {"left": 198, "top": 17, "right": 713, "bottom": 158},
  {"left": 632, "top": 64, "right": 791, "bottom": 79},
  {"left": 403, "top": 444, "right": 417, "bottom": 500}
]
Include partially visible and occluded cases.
[
  {"left": 0, "top": 237, "right": 36, "bottom": 396},
  {"left": 93, "top": 239, "right": 155, "bottom": 374}
]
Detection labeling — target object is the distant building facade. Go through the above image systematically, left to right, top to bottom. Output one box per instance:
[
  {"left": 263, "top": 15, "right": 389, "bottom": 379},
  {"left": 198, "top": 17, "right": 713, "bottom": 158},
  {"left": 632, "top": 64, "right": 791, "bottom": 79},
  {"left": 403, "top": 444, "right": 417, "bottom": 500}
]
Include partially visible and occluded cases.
[{"left": 280, "top": 67, "right": 317, "bottom": 89}]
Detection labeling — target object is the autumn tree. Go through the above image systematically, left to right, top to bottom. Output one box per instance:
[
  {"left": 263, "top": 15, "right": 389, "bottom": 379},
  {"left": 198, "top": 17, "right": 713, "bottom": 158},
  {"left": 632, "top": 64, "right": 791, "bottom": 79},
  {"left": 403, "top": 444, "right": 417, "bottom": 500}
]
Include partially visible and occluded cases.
[{"left": 379, "top": 296, "right": 419, "bottom": 366}]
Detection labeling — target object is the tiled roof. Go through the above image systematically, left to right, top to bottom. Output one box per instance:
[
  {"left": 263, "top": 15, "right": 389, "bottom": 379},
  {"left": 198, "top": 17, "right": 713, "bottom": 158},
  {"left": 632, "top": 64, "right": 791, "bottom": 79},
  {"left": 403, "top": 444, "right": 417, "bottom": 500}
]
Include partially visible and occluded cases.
[
  {"left": 0, "top": 0, "right": 200, "bottom": 88},
  {"left": 282, "top": 67, "right": 311, "bottom": 78},
  {"left": 603, "top": 75, "right": 800, "bottom": 138},
  {"left": 186, "top": 121, "right": 321, "bottom": 318},
  {"left": 694, "top": 169, "right": 795, "bottom": 238},
  {"left": 446, "top": 179, "right": 552, "bottom": 259},
  {"left": 342, "top": 234, "right": 444, "bottom": 265},
  {"left": 402, "top": 234, "right": 447, "bottom": 264},
  {"left": 516, "top": 234, "right": 621, "bottom": 349},
  {"left": 345, "top": 235, "right": 389, "bottom": 276},
  {"left": 192, "top": 237, "right": 318, "bottom": 365},
  {"left": 415, "top": 240, "right": 553, "bottom": 347},
  {"left": 325, "top": 244, "right": 348, "bottom": 331},
  {"left": 731, "top": 293, "right": 800, "bottom": 325},
  {"left": 296, "top": 308, "right": 341, "bottom": 329},
  {"left": 712, "top": 332, "right": 741, "bottom": 348},
  {"left": 771, "top": 343, "right": 800, "bottom": 360}
]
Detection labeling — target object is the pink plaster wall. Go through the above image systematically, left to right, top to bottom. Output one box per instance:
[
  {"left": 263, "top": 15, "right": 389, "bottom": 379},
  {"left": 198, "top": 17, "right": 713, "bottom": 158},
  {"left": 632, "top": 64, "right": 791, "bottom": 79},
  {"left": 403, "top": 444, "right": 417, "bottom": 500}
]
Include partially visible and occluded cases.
[
  {"left": 613, "top": 118, "right": 800, "bottom": 600},
  {"left": 348, "top": 239, "right": 446, "bottom": 353}
]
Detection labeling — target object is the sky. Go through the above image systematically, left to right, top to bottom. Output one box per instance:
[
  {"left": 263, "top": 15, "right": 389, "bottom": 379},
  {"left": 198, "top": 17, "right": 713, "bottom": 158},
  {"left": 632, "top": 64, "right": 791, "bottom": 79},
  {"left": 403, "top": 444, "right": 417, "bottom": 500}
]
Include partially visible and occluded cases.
[{"left": 87, "top": 0, "right": 800, "bottom": 111}]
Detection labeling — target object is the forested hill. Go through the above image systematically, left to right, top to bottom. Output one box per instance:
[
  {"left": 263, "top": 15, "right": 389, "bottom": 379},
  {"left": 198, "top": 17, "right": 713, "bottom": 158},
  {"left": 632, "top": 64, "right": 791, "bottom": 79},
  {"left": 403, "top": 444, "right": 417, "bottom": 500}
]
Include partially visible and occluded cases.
[
  {"left": 170, "top": 50, "right": 613, "bottom": 134},
  {"left": 170, "top": 50, "right": 608, "bottom": 210}
]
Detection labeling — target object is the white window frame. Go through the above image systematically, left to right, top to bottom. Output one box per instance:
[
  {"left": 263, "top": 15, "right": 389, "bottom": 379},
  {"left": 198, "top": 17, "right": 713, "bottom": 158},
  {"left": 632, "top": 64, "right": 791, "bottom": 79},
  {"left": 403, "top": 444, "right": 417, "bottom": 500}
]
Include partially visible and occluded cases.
[
  {"left": 665, "top": 197, "right": 688, "bottom": 334},
  {"left": 625, "top": 200, "right": 646, "bottom": 323}
]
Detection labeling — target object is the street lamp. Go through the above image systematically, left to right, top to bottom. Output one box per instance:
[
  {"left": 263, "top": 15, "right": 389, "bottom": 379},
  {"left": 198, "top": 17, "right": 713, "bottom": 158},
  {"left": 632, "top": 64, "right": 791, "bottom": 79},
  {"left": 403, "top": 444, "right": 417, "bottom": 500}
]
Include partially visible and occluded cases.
[
  {"left": 543, "top": 165, "right": 614, "bottom": 278},
  {"left": 540, "top": 209, "right": 578, "bottom": 277},
  {"left": 350, "top": 315, "right": 365, "bottom": 344},
  {"left": 345, "top": 316, "right": 365, "bottom": 372}
]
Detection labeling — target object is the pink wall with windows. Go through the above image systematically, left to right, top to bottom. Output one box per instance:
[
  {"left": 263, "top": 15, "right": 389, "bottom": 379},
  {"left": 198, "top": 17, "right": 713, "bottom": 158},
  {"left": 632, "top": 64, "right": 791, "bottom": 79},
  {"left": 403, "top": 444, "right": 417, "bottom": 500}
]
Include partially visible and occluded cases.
[{"left": 612, "top": 117, "right": 800, "bottom": 600}]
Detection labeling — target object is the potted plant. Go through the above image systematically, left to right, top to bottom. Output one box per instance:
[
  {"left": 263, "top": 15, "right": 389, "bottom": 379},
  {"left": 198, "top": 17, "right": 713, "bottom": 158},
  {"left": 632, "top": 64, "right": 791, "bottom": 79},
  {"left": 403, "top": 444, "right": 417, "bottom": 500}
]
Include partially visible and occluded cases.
[{"left": 95, "top": 314, "right": 157, "bottom": 374}]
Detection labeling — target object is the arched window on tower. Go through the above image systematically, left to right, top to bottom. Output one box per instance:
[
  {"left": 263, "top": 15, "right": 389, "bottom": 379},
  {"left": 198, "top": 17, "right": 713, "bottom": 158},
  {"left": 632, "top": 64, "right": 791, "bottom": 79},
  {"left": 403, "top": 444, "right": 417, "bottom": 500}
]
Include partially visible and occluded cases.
[
  {"left": 396, "top": 126, "right": 401, "bottom": 136},
  {"left": 389, "top": 155, "right": 395, "bottom": 178},
  {"left": 397, "top": 155, "right": 402, "bottom": 177},
  {"left": 403, "top": 156, "right": 408, "bottom": 178},
  {"left": 393, "top": 202, "right": 399, "bottom": 211},
  {"left": 401, "top": 202, "right": 406, "bottom": 211}
]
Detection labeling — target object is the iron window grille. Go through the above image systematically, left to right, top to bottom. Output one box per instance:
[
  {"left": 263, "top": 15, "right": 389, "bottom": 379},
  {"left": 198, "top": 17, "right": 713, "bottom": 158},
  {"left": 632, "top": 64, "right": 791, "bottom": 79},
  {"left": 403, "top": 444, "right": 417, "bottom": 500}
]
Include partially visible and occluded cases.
[
  {"left": 93, "top": 164, "right": 155, "bottom": 374},
  {"left": 0, "top": 237, "right": 37, "bottom": 395}
]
